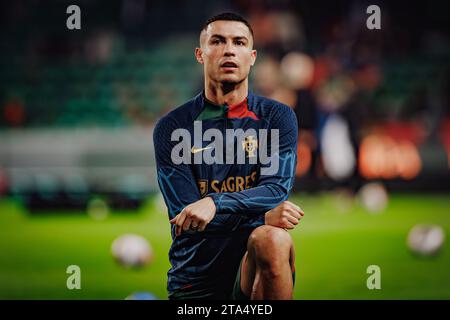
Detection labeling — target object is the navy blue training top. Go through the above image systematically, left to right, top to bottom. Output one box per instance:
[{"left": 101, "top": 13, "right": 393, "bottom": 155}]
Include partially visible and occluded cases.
[{"left": 153, "top": 91, "right": 298, "bottom": 293}]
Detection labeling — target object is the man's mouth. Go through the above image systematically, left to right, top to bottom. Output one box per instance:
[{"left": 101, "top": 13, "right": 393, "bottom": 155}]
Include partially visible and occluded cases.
[{"left": 220, "top": 61, "right": 238, "bottom": 69}]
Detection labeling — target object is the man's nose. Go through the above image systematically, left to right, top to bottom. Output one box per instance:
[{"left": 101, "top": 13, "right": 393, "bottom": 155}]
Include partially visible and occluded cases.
[{"left": 224, "top": 41, "right": 235, "bottom": 56}]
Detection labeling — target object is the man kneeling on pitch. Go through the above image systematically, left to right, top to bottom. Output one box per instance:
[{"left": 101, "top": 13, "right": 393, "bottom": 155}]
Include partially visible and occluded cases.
[{"left": 154, "top": 12, "right": 304, "bottom": 300}]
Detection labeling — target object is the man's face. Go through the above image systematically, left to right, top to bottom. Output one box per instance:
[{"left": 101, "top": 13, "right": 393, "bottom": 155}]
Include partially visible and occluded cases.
[{"left": 196, "top": 20, "right": 257, "bottom": 85}]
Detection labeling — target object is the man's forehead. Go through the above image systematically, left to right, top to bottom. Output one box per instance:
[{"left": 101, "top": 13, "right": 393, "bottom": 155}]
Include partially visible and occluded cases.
[{"left": 203, "top": 20, "right": 252, "bottom": 39}]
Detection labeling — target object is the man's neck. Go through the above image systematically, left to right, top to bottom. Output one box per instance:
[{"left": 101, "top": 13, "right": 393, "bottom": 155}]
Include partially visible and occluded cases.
[{"left": 204, "top": 79, "right": 248, "bottom": 106}]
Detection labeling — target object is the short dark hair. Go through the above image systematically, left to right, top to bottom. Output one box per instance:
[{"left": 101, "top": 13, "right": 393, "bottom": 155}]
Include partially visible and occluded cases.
[{"left": 202, "top": 12, "right": 254, "bottom": 38}]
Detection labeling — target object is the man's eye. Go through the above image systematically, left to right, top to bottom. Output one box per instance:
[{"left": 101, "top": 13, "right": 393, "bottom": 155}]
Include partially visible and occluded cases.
[
  {"left": 212, "top": 39, "right": 221, "bottom": 45},
  {"left": 235, "top": 41, "right": 245, "bottom": 46}
]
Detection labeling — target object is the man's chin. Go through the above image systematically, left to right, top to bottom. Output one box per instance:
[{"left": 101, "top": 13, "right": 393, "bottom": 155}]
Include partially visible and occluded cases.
[{"left": 219, "top": 76, "right": 245, "bottom": 85}]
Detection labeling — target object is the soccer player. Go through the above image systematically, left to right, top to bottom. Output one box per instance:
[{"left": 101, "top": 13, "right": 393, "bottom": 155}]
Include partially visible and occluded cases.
[{"left": 153, "top": 12, "right": 304, "bottom": 300}]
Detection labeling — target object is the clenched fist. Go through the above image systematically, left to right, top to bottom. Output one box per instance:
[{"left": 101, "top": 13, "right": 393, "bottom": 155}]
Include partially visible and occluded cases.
[{"left": 265, "top": 200, "right": 304, "bottom": 229}]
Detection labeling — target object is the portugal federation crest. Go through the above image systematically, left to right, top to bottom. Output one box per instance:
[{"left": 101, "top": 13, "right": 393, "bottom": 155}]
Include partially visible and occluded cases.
[
  {"left": 242, "top": 135, "right": 258, "bottom": 158},
  {"left": 197, "top": 179, "right": 208, "bottom": 197}
]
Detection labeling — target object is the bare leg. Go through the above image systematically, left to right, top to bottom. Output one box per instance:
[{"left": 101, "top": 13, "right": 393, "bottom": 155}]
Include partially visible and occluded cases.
[{"left": 240, "top": 225, "right": 295, "bottom": 300}]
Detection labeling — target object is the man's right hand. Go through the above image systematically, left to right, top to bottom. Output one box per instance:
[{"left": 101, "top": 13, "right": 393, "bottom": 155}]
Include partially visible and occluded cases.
[
  {"left": 169, "top": 196, "right": 217, "bottom": 236},
  {"left": 264, "top": 200, "right": 304, "bottom": 229}
]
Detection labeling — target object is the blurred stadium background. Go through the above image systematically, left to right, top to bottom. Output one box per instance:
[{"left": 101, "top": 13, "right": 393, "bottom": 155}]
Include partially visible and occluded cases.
[{"left": 0, "top": 0, "right": 449, "bottom": 299}]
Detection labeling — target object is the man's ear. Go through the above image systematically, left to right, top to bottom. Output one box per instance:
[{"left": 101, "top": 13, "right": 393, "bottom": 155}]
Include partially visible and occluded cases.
[
  {"left": 195, "top": 48, "right": 204, "bottom": 64},
  {"left": 250, "top": 49, "right": 257, "bottom": 66}
]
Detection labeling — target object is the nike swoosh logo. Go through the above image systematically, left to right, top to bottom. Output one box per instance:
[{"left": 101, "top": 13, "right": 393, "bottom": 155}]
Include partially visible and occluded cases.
[{"left": 191, "top": 146, "right": 213, "bottom": 154}]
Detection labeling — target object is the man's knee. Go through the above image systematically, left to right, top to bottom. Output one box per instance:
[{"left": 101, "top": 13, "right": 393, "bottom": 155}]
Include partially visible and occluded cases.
[
  {"left": 247, "top": 225, "right": 293, "bottom": 276},
  {"left": 248, "top": 225, "right": 293, "bottom": 250}
]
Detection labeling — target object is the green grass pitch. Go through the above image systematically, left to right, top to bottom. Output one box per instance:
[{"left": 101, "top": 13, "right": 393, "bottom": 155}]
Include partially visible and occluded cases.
[{"left": 0, "top": 193, "right": 449, "bottom": 299}]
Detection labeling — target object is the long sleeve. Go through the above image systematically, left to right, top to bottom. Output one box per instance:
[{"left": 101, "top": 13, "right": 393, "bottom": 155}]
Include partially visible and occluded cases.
[
  {"left": 208, "top": 105, "right": 298, "bottom": 216},
  {"left": 154, "top": 115, "right": 247, "bottom": 233},
  {"left": 153, "top": 116, "right": 201, "bottom": 220}
]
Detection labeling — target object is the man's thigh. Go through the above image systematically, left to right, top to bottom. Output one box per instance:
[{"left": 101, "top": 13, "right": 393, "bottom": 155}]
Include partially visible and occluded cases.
[{"left": 230, "top": 252, "right": 252, "bottom": 300}]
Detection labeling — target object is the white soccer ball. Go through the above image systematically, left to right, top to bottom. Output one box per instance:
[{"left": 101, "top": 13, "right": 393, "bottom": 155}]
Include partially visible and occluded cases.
[
  {"left": 359, "top": 182, "right": 388, "bottom": 213},
  {"left": 87, "top": 197, "right": 110, "bottom": 220},
  {"left": 407, "top": 224, "right": 445, "bottom": 257},
  {"left": 111, "top": 234, "right": 153, "bottom": 268}
]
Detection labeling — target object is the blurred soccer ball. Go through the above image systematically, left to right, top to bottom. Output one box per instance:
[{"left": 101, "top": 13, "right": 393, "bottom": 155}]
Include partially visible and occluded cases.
[
  {"left": 280, "top": 52, "right": 314, "bottom": 90},
  {"left": 359, "top": 182, "right": 388, "bottom": 213},
  {"left": 332, "top": 188, "right": 354, "bottom": 214},
  {"left": 87, "top": 197, "right": 109, "bottom": 220},
  {"left": 407, "top": 224, "right": 445, "bottom": 257},
  {"left": 111, "top": 234, "right": 153, "bottom": 268},
  {"left": 125, "top": 292, "right": 158, "bottom": 300}
]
